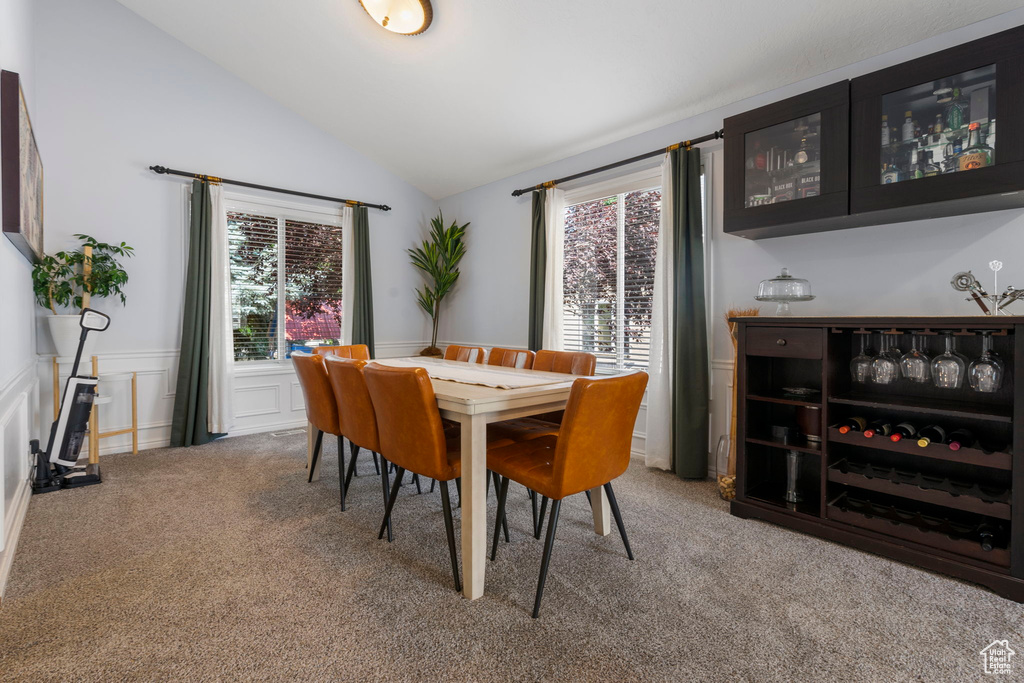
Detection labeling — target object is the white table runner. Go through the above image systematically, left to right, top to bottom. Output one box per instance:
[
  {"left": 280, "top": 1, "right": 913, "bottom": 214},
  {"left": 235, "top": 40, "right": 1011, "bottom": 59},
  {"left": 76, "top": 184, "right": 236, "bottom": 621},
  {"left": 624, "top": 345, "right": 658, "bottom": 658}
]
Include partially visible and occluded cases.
[{"left": 372, "top": 357, "right": 568, "bottom": 389}]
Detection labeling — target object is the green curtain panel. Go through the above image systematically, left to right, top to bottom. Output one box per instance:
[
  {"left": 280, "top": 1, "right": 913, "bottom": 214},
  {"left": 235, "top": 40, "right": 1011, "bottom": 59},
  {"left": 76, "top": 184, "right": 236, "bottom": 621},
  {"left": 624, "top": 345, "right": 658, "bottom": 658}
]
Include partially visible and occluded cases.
[
  {"left": 670, "top": 148, "right": 710, "bottom": 479},
  {"left": 170, "top": 180, "right": 223, "bottom": 447},
  {"left": 527, "top": 190, "right": 546, "bottom": 352},
  {"left": 351, "top": 205, "right": 376, "bottom": 358}
]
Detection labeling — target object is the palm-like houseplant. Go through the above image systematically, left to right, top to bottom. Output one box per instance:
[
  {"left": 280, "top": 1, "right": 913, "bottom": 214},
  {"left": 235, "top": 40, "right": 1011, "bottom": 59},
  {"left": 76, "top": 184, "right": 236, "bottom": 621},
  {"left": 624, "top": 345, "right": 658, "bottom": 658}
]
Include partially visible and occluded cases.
[{"left": 409, "top": 213, "right": 468, "bottom": 356}]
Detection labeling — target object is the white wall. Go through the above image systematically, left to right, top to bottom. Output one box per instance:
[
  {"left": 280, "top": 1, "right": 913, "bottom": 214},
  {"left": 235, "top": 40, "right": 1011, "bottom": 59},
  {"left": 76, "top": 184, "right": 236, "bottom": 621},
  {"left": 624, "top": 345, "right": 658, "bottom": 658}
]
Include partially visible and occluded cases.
[
  {"left": 0, "top": 0, "right": 40, "bottom": 599},
  {"left": 31, "top": 0, "right": 440, "bottom": 450},
  {"left": 437, "top": 9, "right": 1024, "bottom": 474}
]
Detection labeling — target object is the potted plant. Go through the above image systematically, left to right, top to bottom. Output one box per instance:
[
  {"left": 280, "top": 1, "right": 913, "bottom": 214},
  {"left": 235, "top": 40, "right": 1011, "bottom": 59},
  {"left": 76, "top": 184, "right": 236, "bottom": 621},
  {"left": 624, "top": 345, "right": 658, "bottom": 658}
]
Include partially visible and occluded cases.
[
  {"left": 409, "top": 212, "right": 468, "bottom": 356},
  {"left": 32, "top": 234, "right": 134, "bottom": 358}
]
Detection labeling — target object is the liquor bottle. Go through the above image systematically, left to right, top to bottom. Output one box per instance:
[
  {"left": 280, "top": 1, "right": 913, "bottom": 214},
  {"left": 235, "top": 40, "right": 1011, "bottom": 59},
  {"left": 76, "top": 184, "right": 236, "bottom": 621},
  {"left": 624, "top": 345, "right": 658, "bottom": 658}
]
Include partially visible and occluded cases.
[
  {"left": 944, "top": 88, "right": 968, "bottom": 132},
  {"left": 902, "top": 111, "right": 915, "bottom": 142},
  {"left": 933, "top": 113, "right": 944, "bottom": 135},
  {"left": 881, "top": 115, "right": 890, "bottom": 145},
  {"left": 959, "top": 122, "right": 993, "bottom": 171},
  {"left": 794, "top": 137, "right": 811, "bottom": 165},
  {"left": 911, "top": 150, "right": 924, "bottom": 180},
  {"left": 922, "top": 151, "right": 941, "bottom": 177},
  {"left": 881, "top": 163, "right": 901, "bottom": 184},
  {"left": 836, "top": 417, "right": 867, "bottom": 434},
  {"left": 863, "top": 420, "right": 892, "bottom": 438},
  {"left": 890, "top": 422, "right": 917, "bottom": 442},
  {"left": 916, "top": 425, "right": 947, "bottom": 447},
  {"left": 946, "top": 428, "right": 976, "bottom": 451}
]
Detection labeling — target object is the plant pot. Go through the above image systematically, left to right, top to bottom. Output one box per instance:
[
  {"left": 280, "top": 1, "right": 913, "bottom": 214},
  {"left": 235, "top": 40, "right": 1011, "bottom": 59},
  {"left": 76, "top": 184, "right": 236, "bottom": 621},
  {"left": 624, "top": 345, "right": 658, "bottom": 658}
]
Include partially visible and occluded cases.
[{"left": 47, "top": 314, "right": 97, "bottom": 360}]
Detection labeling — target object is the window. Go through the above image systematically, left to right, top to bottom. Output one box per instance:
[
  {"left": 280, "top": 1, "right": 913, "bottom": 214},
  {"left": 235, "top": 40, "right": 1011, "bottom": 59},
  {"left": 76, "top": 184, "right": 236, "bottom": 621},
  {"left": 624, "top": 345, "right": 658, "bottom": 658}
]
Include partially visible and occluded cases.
[
  {"left": 561, "top": 166, "right": 707, "bottom": 372},
  {"left": 227, "top": 201, "right": 344, "bottom": 362}
]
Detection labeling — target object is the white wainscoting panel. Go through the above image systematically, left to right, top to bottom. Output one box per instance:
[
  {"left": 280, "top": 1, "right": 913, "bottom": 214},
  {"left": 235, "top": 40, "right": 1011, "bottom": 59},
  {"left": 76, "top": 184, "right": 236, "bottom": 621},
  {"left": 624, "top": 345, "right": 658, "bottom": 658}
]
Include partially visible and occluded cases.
[{"left": 1, "top": 360, "right": 39, "bottom": 599}]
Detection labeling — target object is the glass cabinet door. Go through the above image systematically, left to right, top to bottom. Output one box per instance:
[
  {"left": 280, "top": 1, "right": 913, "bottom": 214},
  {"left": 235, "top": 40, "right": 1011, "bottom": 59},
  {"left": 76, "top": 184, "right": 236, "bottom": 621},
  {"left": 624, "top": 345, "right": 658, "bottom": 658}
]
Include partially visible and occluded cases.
[
  {"left": 878, "top": 65, "right": 997, "bottom": 185},
  {"left": 744, "top": 113, "right": 822, "bottom": 207}
]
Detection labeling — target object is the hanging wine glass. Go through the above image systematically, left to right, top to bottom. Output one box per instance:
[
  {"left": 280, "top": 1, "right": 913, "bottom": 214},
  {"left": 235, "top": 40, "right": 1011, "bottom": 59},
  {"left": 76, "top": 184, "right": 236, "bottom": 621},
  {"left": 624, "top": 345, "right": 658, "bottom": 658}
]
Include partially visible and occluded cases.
[
  {"left": 968, "top": 331, "right": 1004, "bottom": 393},
  {"left": 931, "top": 332, "right": 966, "bottom": 389},
  {"left": 871, "top": 333, "right": 900, "bottom": 385},
  {"left": 850, "top": 334, "right": 873, "bottom": 383},
  {"left": 900, "top": 334, "right": 931, "bottom": 384}
]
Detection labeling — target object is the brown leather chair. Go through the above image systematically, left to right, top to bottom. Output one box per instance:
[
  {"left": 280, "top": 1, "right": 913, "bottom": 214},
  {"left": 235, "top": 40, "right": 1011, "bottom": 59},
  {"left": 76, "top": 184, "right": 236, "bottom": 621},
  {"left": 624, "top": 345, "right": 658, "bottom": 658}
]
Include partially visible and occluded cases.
[
  {"left": 314, "top": 344, "right": 370, "bottom": 360},
  {"left": 443, "top": 345, "right": 485, "bottom": 363},
  {"left": 487, "top": 348, "right": 535, "bottom": 369},
  {"left": 532, "top": 349, "right": 597, "bottom": 375},
  {"left": 292, "top": 351, "right": 350, "bottom": 510},
  {"left": 324, "top": 356, "right": 393, "bottom": 540},
  {"left": 362, "top": 363, "right": 466, "bottom": 591},
  {"left": 487, "top": 371, "right": 648, "bottom": 617}
]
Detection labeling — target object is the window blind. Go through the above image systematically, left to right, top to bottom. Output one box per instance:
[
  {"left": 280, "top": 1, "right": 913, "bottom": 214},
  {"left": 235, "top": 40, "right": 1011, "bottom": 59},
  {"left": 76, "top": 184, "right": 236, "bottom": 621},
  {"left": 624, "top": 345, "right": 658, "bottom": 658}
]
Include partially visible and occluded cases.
[
  {"left": 562, "top": 188, "right": 661, "bottom": 371},
  {"left": 227, "top": 211, "right": 344, "bottom": 362}
]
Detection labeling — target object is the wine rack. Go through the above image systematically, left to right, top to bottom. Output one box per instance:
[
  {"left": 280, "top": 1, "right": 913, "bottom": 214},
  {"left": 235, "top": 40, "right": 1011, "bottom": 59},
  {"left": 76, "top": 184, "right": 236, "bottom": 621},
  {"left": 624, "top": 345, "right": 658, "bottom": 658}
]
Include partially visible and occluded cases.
[{"left": 731, "top": 316, "right": 1024, "bottom": 602}]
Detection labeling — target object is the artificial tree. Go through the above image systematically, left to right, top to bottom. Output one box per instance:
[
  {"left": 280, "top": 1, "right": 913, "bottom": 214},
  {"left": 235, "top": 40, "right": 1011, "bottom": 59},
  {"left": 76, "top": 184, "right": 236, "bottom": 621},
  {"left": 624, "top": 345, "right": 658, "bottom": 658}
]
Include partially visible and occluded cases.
[
  {"left": 409, "top": 212, "right": 468, "bottom": 356},
  {"left": 32, "top": 234, "right": 134, "bottom": 313}
]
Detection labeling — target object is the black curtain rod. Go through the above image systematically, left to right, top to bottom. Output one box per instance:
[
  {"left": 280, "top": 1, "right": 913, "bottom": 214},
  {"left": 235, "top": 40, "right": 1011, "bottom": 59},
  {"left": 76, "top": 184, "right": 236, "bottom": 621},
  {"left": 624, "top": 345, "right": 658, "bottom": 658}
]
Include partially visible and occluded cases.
[
  {"left": 510, "top": 129, "right": 724, "bottom": 197},
  {"left": 149, "top": 165, "right": 392, "bottom": 211}
]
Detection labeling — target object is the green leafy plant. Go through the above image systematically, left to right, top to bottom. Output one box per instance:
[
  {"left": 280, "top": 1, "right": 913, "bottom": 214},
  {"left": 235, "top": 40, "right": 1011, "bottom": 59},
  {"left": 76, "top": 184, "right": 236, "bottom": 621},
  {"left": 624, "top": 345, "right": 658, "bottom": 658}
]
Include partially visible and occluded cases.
[
  {"left": 408, "top": 212, "right": 468, "bottom": 355},
  {"left": 32, "top": 234, "right": 134, "bottom": 314}
]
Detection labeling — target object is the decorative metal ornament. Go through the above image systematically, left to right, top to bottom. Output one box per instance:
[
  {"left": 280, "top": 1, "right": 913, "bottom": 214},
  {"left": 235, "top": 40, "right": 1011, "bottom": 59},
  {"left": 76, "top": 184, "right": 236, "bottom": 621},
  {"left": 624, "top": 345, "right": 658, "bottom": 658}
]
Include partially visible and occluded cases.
[{"left": 951, "top": 266, "right": 1024, "bottom": 315}]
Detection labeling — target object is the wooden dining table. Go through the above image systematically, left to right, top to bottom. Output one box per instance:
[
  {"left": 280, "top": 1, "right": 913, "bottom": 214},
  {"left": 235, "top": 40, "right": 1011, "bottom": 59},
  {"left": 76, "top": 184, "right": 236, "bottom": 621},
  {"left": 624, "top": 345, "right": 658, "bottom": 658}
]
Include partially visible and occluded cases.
[{"left": 306, "top": 356, "right": 614, "bottom": 600}]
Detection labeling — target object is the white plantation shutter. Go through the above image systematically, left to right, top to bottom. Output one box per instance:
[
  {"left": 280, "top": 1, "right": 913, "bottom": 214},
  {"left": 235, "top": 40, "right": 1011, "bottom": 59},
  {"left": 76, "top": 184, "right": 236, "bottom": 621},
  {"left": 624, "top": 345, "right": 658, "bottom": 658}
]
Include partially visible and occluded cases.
[
  {"left": 562, "top": 187, "right": 661, "bottom": 372},
  {"left": 227, "top": 210, "right": 344, "bottom": 362}
]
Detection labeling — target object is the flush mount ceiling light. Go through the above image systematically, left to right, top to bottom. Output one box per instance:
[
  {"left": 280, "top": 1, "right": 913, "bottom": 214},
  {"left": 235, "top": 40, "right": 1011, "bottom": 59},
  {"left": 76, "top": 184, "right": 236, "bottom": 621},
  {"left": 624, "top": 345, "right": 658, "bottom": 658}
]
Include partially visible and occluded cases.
[{"left": 359, "top": 0, "right": 433, "bottom": 35}]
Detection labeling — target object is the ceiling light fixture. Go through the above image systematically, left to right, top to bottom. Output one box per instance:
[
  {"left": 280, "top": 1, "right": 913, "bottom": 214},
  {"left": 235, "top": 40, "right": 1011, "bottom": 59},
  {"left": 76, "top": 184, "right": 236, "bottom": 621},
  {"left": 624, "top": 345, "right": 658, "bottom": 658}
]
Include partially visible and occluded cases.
[{"left": 359, "top": 0, "right": 433, "bottom": 35}]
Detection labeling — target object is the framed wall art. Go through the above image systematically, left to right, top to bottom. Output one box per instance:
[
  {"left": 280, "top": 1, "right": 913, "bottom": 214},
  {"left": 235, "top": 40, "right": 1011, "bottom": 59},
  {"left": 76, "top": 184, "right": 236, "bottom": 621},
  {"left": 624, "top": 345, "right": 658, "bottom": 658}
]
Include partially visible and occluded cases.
[{"left": 2, "top": 69, "right": 43, "bottom": 263}]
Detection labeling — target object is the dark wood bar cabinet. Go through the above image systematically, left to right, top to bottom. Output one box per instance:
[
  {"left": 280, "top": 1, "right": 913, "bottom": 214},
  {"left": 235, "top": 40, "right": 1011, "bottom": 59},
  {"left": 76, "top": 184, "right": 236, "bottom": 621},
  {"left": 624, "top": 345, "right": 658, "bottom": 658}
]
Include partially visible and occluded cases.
[{"left": 730, "top": 315, "right": 1024, "bottom": 601}]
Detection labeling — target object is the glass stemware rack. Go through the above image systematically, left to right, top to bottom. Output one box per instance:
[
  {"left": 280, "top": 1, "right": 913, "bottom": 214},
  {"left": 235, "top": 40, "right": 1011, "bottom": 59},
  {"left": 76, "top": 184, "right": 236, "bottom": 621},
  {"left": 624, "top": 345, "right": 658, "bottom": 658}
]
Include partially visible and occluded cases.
[{"left": 731, "top": 316, "right": 1023, "bottom": 601}]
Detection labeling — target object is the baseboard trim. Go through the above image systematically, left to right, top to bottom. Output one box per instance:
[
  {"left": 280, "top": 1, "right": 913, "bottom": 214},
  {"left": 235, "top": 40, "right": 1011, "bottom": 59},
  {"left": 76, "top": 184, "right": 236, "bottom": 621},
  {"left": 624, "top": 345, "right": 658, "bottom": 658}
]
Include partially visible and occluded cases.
[{"left": 0, "top": 478, "right": 32, "bottom": 603}]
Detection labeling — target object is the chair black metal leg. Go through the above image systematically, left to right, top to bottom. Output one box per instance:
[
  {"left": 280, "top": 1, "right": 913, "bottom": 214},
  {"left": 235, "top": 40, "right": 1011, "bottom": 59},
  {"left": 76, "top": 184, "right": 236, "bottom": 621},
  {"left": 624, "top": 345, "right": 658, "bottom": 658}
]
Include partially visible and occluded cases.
[
  {"left": 307, "top": 430, "right": 324, "bottom": 483},
  {"left": 337, "top": 436, "right": 347, "bottom": 511},
  {"left": 343, "top": 440, "right": 360, "bottom": 498},
  {"left": 349, "top": 440, "right": 360, "bottom": 477},
  {"left": 372, "top": 451, "right": 380, "bottom": 475},
  {"left": 379, "top": 455, "right": 393, "bottom": 542},
  {"left": 378, "top": 467, "right": 405, "bottom": 540},
  {"left": 413, "top": 473, "right": 422, "bottom": 494},
  {"left": 491, "top": 475, "right": 510, "bottom": 561},
  {"left": 455, "top": 477, "right": 461, "bottom": 508},
  {"left": 430, "top": 478, "right": 436, "bottom": 493},
  {"left": 439, "top": 480, "right": 462, "bottom": 593},
  {"left": 604, "top": 482, "right": 634, "bottom": 560},
  {"left": 529, "top": 489, "right": 538, "bottom": 537},
  {"left": 585, "top": 489, "right": 592, "bottom": 509},
  {"left": 534, "top": 496, "right": 548, "bottom": 539},
  {"left": 533, "top": 498, "right": 562, "bottom": 619}
]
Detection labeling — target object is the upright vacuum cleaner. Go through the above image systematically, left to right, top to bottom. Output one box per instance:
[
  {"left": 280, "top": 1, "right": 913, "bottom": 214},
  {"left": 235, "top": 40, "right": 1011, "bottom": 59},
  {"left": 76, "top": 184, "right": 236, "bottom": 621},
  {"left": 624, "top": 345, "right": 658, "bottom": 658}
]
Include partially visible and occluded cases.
[{"left": 30, "top": 308, "right": 111, "bottom": 494}]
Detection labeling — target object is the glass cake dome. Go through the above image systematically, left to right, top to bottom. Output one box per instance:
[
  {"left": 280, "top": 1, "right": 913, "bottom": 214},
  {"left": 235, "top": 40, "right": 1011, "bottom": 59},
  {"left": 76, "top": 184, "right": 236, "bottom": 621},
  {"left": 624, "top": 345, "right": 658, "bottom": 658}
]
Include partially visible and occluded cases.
[{"left": 755, "top": 268, "right": 815, "bottom": 315}]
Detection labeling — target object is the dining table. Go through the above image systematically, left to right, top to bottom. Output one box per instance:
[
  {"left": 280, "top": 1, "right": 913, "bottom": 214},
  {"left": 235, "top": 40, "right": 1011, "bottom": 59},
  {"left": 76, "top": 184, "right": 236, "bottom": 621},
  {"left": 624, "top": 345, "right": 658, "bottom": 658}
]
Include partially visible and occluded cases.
[{"left": 306, "top": 355, "right": 614, "bottom": 600}]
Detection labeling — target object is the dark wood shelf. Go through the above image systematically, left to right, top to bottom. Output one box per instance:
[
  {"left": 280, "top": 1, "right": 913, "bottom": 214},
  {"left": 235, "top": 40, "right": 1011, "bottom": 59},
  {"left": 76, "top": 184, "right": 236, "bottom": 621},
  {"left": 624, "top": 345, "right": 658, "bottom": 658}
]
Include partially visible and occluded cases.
[
  {"left": 829, "top": 392, "right": 1012, "bottom": 424},
  {"left": 747, "top": 393, "right": 822, "bottom": 408},
  {"left": 827, "top": 427, "right": 1012, "bottom": 470},
  {"left": 745, "top": 436, "right": 821, "bottom": 455},
  {"left": 828, "top": 459, "right": 1011, "bottom": 520},
  {"left": 745, "top": 482, "right": 821, "bottom": 518},
  {"left": 827, "top": 492, "right": 1010, "bottom": 568}
]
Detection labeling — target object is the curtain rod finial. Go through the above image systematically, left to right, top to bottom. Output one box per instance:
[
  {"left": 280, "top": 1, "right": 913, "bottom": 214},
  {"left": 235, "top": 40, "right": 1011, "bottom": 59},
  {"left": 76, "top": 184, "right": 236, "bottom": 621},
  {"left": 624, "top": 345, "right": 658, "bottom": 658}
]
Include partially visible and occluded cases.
[
  {"left": 150, "top": 165, "right": 167, "bottom": 174},
  {"left": 381, "top": 205, "right": 392, "bottom": 211}
]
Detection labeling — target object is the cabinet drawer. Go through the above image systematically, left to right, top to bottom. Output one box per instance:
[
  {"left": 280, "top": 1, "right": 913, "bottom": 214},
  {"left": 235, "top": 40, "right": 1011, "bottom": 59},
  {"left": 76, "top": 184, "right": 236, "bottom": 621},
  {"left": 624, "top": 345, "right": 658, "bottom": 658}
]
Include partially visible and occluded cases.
[{"left": 745, "top": 327, "right": 822, "bottom": 359}]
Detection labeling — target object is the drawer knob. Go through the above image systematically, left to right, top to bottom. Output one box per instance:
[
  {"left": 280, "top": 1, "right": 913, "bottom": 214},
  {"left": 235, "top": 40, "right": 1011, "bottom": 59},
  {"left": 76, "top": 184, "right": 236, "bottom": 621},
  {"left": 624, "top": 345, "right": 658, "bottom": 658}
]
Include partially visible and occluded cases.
[{"left": 776, "top": 338, "right": 787, "bottom": 346}]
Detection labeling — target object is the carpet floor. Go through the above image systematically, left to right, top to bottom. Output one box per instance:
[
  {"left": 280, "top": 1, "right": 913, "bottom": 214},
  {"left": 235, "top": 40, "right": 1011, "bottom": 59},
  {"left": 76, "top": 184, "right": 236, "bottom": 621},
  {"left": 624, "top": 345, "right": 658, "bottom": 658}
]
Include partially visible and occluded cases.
[{"left": 0, "top": 432, "right": 1021, "bottom": 681}]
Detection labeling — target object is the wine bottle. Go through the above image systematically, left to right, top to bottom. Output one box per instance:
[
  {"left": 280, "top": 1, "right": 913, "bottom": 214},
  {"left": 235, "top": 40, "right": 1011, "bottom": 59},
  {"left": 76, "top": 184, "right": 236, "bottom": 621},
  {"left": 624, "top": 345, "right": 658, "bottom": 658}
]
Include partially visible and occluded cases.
[
  {"left": 836, "top": 417, "right": 867, "bottom": 434},
  {"left": 863, "top": 420, "right": 892, "bottom": 438},
  {"left": 889, "top": 422, "right": 917, "bottom": 442},
  {"left": 916, "top": 425, "right": 947, "bottom": 447},
  {"left": 946, "top": 428, "right": 976, "bottom": 451},
  {"left": 978, "top": 439, "right": 1008, "bottom": 455},
  {"left": 978, "top": 524, "right": 998, "bottom": 552}
]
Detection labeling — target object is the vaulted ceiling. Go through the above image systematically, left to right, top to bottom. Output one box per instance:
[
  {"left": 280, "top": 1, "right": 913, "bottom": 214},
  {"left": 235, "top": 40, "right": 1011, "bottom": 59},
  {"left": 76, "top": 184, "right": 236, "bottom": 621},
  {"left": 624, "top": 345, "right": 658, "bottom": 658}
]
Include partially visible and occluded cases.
[{"left": 115, "top": 0, "right": 1023, "bottom": 198}]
